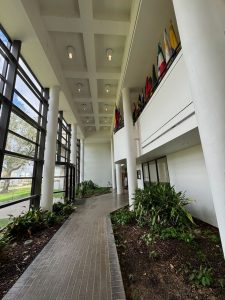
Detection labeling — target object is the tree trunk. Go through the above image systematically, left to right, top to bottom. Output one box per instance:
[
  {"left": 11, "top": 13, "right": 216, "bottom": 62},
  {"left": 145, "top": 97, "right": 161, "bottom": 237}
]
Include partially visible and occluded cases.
[{"left": 0, "top": 179, "right": 10, "bottom": 193}]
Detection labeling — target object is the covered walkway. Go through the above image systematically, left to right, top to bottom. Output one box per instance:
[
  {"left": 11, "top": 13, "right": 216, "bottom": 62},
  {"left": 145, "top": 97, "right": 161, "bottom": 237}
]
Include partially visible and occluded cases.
[{"left": 3, "top": 193, "right": 128, "bottom": 300}]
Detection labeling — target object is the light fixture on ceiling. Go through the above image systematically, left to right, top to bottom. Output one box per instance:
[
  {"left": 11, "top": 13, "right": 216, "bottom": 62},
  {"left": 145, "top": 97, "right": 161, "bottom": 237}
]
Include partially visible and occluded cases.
[
  {"left": 67, "top": 46, "right": 74, "bottom": 59},
  {"left": 106, "top": 48, "right": 113, "bottom": 61},
  {"left": 76, "top": 82, "right": 83, "bottom": 93},
  {"left": 105, "top": 84, "right": 110, "bottom": 94},
  {"left": 82, "top": 103, "right": 87, "bottom": 111},
  {"left": 104, "top": 105, "right": 108, "bottom": 112},
  {"left": 86, "top": 117, "right": 89, "bottom": 123},
  {"left": 104, "top": 117, "right": 107, "bottom": 123}
]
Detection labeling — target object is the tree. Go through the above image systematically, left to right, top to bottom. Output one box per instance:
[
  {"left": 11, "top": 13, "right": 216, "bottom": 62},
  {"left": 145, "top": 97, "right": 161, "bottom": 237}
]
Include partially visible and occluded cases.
[{"left": 1, "top": 113, "right": 36, "bottom": 193}]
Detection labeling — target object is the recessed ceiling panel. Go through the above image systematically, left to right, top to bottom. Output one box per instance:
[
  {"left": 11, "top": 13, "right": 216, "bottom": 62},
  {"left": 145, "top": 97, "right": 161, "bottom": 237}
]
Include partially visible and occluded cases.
[
  {"left": 39, "top": 0, "right": 80, "bottom": 17},
  {"left": 93, "top": 0, "right": 131, "bottom": 21},
  {"left": 50, "top": 32, "right": 87, "bottom": 71},
  {"left": 95, "top": 34, "right": 126, "bottom": 73},
  {"left": 67, "top": 78, "right": 91, "bottom": 98},
  {"left": 97, "top": 79, "right": 118, "bottom": 99},
  {"left": 77, "top": 102, "right": 93, "bottom": 114},
  {"left": 98, "top": 102, "right": 114, "bottom": 114},
  {"left": 81, "top": 116, "right": 95, "bottom": 125},
  {"left": 99, "top": 116, "right": 112, "bottom": 125},
  {"left": 100, "top": 126, "right": 111, "bottom": 132}
]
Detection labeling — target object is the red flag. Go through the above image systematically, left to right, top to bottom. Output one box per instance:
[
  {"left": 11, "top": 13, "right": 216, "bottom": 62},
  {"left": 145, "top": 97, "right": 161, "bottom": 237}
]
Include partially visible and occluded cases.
[{"left": 157, "top": 44, "right": 166, "bottom": 77}]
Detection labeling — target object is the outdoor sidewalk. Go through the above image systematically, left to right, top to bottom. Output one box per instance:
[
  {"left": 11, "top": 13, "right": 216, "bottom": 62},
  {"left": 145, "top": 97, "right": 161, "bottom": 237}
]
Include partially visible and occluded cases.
[{"left": 3, "top": 192, "right": 128, "bottom": 300}]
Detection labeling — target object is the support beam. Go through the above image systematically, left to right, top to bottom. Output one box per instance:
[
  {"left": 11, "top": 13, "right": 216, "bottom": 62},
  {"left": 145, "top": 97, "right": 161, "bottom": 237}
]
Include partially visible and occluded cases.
[
  {"left": 173, "top": 0, "right": 225, "bottom": 256},
  {"left": 41, "top": 86, "right": 60, "bottom": 211}
]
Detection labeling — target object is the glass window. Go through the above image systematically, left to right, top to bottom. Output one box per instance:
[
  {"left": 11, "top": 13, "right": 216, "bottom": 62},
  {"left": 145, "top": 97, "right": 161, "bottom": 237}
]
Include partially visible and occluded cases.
[
  {"left": 14, "top": 75, "right": 40, "bottom": 111},
  {"left": 9, "top": 112, "right": 37, "bottom": 142},
  {"left": 6, "top": 133, "right": 36, "bottom": 157},
  {"left": 2, "top": 156, "right": 34, "bottom": 178},
  {"left": 157, "top": 157, "right": 170, "bottom": 183},
  {"left": 149, "top": 161, "right": 158, "bottom": 183},
  {"left": 143, "top": 163, "right": 150, "bottom": 186},
  {"left": 0, "top": 178, "right": 32, "bottom": 204}
]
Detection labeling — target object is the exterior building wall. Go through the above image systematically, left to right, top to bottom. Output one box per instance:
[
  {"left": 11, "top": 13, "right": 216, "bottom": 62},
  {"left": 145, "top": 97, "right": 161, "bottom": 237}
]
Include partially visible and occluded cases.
[
  {"left": 84, "top": 142, "right": 112, "bottom": 187},
  {"left": 167, "top": 145, "right": 217, "bottom": 227}
]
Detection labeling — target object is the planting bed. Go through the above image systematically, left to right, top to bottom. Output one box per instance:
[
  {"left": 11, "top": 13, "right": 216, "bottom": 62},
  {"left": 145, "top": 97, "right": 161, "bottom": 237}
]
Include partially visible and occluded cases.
[{"left": 112, "top": 217, "right": 225, "bottom": 300}]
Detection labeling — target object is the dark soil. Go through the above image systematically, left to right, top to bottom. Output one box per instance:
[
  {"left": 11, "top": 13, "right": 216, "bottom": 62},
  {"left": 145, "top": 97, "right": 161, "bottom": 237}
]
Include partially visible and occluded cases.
[
  {"left": 113, "top": 219, "right": 225, "bottom": 300},
  {"left": 0, "top": 223, "right": 62, "bottom": 299}
]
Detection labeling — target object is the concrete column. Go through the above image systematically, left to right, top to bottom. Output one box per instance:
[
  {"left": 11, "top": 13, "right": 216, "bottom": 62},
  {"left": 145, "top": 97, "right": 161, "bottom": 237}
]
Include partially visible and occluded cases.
[
  {"left": 173, "top": 0, "right": 225, "bottom": 255},
  {"left": 41, "top": 86, "right": 60, "bottom": 211},
  {"left": 122, "top": 87, "right": 137, "bottom": 207},
  {"left": 71, "top": 124, "right": 77, "bottom": 165},
  {"left": 80, "top": 138, "right": 84, "bottom": 182},
  {"left": 111, "top": 138, "right": 116, "bottom": 189},
  {"left": 115, "top": 164, "right": 122, "bottom": 194}
]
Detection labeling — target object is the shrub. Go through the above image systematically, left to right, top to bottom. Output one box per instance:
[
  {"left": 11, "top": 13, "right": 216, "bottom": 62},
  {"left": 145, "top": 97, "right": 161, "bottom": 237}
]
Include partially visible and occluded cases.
[
  {"left": 76, "top": 180, "right": 110, "bottom": 198},
  {"left": 134, "top": 183, "right": 194, "bottom": 230},
  {"left": 53, "top": 202, "right": 75, "bottom": 217},
  {"left": 111, "top": 208, "right": 135, "bottom": 226},
  {"left": 5, "top": 209, "right": 50, "bottom": 238},
  {"left": 160, "top": 227, "right": 195, "bottom": 244},
  {"left": 0, "top": 233, "right": 11, "bottom": 252},
  {"left": 189, "top": 265, "right": 213, "bottom": 286}
]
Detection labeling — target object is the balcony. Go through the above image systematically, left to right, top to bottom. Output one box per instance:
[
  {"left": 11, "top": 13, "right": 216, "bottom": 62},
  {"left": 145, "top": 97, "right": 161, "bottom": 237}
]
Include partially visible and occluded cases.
[{"left": 136, "top": 51, "right": 198, "bottom": 156}]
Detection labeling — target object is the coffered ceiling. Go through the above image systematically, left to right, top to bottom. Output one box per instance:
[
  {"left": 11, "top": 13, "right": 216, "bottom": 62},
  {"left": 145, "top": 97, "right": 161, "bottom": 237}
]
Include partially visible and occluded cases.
[{"left": 39, "top": 0, "right": 132, "bottom": 136}]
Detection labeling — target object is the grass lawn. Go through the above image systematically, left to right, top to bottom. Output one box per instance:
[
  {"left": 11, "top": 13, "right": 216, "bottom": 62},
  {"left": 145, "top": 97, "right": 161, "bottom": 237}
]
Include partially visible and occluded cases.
[
  {"left": 0, "top": 187, "right": 30, "bottom": 203},
  {"left": 0, "top": 218, "right": 11, "bottom": 228}
]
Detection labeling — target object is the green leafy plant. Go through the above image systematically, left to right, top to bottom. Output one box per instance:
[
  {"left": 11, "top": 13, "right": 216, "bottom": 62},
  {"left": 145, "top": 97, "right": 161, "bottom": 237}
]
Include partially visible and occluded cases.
[
  {"left": 76, "top": 180, "right": 110, "bottom": 198},
  {"left": 134, "top": 183, "right": 194, "bottom": 230},
  {"left": 53, "top": 202, "right": 75, "bottom": 217},
  {"left": 111, "top": 208, "right": 135, "bottom": 226},
  {"left": 160, "top": 227, "right": 195, "bottom": 244},
  {"left": 203, "top": 229, "right": 221, "bottom": 244},
  {"left": 0, "top": 233, "right": 11, "bottom": 252},
  {"left": 141, "top": 233, "right": 156, "bottom": 246},
  {"left": 149, "top": 250, "right": 159, "bottom": 259},
  {"left": 189, "top": 265, "right": 213, "bottom": 286},
  {"left": 218, "top": 278, "right": 225, "bottom": 288}
]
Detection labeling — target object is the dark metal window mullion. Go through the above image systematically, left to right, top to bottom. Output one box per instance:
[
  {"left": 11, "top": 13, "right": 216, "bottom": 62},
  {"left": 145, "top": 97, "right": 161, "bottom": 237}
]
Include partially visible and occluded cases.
[
  {"left": 0, "top": 40, "right": 21, "bottom": 177},
  {"left": 30, "top": 88, "right": 49, "bottom": 209}
]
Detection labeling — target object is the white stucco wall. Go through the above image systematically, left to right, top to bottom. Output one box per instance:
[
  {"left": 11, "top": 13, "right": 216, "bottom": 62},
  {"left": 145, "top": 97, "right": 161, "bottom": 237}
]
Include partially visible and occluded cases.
[
  {"left": 84, "top": 142, "right": 112, "bottom": 187},
  {"left": 167, "top": 144, "right": 217, "bottom": 227}
]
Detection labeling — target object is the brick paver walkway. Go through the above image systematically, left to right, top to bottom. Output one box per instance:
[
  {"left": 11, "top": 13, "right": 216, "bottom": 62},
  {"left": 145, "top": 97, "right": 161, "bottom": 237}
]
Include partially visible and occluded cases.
[{"left": 3, "top": 192, "right": 128, "bottom": 300}]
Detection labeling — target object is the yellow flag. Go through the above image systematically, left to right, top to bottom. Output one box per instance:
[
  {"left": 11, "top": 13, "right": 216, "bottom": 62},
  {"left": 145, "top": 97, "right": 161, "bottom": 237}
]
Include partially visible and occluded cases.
[{"left": 169, "top": 20, "right": 178, "bottom": 52}]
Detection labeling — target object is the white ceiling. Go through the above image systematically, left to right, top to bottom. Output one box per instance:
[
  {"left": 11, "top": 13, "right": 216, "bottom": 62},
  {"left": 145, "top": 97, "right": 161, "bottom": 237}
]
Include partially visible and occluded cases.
[
  {"left": 0, "top": 0, "right": 179, "bottom": 141},
  {"left": 40, "top": 0, "right": 132, "bottom": 136}
]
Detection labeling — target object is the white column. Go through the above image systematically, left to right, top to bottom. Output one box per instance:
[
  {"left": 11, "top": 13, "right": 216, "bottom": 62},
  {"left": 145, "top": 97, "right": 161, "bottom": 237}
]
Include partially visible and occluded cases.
[
  {"left": 173, "top": 0, "right": 225, "bottom": 255},
  {"left": 41, "top": 86, "right": 60, "bottom": 211},
  {"left": 122, "top": 87, "right": 137, "bottom": 207},
  {"left": 71, "top": 124, "right": 77, "bottom": 165},
  {"left": 80, "top": 138, "right": 84, "bottom": 182},
  {"left": 111, "top": 138, "right": 116, "bottom": 189},
  {"left": 115, "top": 164, "right": 122, "bottom": 194}
]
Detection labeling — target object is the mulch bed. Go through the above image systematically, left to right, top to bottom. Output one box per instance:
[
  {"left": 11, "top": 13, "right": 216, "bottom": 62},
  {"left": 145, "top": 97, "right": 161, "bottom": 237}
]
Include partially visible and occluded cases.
[
  {"left": 113, "top": 219, "right": 225, "bottom": 300},
  {"left": 0, "top": 223, "right": 62, "bottom": 299}
]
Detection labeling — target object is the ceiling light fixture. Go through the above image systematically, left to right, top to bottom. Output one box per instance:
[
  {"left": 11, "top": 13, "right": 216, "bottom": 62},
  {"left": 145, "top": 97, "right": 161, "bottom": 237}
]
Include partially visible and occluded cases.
[
  {"left": 67, "top": 46, "right": 74, "bottom": 59},
  {"left": 106, "top": 48, "right": 113, "bottom": 61},
  {"left": 76, "top": 82, "right": 83, "bottom": 93},
  {"left": 105, "top": 84, "right": 110, "bottom": 94},
  {"left": 82, "top": 103, "right": 87, "bottom": 111},
  {"left": 104, "top": 105, "right": 108, "bottom": 112}
]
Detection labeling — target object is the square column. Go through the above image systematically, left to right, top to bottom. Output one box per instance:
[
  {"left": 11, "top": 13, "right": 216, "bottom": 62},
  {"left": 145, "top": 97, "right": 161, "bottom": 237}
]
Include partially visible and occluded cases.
[
  {"left": 173, "top": 0, "right": 225, "bottom": 256},
  {"left": 122, "top": 87, "right": 137, "bottom": 207}
]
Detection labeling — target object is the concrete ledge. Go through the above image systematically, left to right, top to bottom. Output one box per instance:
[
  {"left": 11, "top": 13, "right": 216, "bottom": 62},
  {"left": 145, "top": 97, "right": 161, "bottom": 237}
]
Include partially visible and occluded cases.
[{"left": 107, "top": 216, "right": 126, "bottom": 300}]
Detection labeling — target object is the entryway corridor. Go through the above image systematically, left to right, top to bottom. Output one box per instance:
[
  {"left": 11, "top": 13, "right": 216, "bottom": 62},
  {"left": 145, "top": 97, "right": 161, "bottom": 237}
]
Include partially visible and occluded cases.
[{"left": 3, "top": 193, "right": 128, "bottom": 300}]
